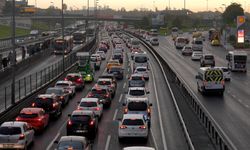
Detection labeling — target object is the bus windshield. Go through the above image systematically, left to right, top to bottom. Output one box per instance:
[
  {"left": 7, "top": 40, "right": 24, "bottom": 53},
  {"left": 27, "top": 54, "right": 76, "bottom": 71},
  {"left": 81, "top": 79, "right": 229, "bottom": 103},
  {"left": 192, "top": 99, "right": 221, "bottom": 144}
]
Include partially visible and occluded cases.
[
  {"left": 54, "top": 41, "right": 66, "bottom": 50},
  {"left": 135, "top": 56, "right": 147, "bottom": 63},
  {"left": 234, "top": 56, "right": 247, "bottom": 63}
]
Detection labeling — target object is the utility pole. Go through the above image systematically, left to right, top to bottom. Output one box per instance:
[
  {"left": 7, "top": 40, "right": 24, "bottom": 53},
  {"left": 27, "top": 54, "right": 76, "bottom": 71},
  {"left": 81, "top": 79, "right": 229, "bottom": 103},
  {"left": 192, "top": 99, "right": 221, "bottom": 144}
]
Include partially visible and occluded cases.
[
  {"left": 11, "top": 0, "right": 16, "bottom": 104},
  {"left": 61, "top": 0, "right": 65, "bottom": 71},
  {"left": 86, "top": 0, "right": 89, "bottom": 29},
  {"left": 169, "top": 0, "right": 170, "bottom": 10},
  {"left": 184, "top": 0, "right": 186, "bottom": 10},
  {"left": 206, "top": 0, "right": 208, "bottom": 11}
]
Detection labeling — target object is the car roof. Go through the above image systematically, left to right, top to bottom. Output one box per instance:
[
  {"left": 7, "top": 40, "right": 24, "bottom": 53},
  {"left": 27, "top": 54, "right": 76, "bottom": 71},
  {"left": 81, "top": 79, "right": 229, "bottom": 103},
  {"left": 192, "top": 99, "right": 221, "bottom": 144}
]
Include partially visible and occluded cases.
[
  {"left": 91, "top": 54, "right": 101, "bottom": 56},
  {"left": 203, "top": 54, "right": 213, "bottom": 56},
  {"left": 108, "top": 60, "right": 119, "bottom": 63},
  {"left": 110, "top": 66, "right": 122, "bottom": 69},
  {"left": 67, "top": 73, "right": 81, "bottom": 76},
  {"left": 131, "top": 73, "right": 144, "bottom": 77},
  {"left": 97, "top": 78, "right": 112, "bottom": 81},
  {"left": 56, "top": 80, "right": 72, "bottom": 84},
  {"left": 92, "top": 85, "right": 109, "bottom": 90},
  {"left": 47, "top": 87, "right": 64, "bottom": 91},
  {"left": 129, "top": 87, "right": 145, "bottom": 90},
  {"left": 37, "top": 94, "right": 55, "bottom": 98},
  {"left": 127, "top": 97, "right": 148, "bottom": 102},
  {"left": 80, "top": 98, "right": 99, "bottom": 102},
  {"left": 20, "top": 107, "right": 43, "bottom": 114},
  {"left": 71, "top": 110, "right": 94, "bottom": 116},
  {"left": 122, "top": 114, "right": 144, "bottom": 120},
  {"left": 1, "top": 121, "right": 27, "bottom": 127},
  {"left": 59, "top": 136, "right": 87, "bottom": 143},
  {"left": 123, "top": 147, "right": 155, "bottom": 150}
]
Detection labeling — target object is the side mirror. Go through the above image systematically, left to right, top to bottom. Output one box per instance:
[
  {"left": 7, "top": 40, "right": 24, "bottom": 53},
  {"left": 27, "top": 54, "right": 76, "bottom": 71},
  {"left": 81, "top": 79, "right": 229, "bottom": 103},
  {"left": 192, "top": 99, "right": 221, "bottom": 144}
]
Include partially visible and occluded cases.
[
  {"left": 195, "top": 75, "right": 200, "bottom": 79},
  {"left": 146, "top": 91, "right": 150, "bottom": 94},
  {"left": 77, "top": 101, "right": 80, "bottom": 104},
  {"left": 122, "top": 103, "right": 126, "bottom": 106},
  {"left": 149, "top": 103, "right": 153, "bottom": 106},
  {"left": 68, "top": 114, "right": 71, "bottom": 117},
  {"left": 54, "top": 141, "right": 59, "bottom": 144}
]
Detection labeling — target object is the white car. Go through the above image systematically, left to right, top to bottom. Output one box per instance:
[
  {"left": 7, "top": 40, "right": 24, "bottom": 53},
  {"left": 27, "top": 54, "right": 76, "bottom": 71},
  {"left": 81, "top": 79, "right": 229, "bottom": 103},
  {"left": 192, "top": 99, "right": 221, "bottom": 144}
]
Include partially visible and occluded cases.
[
  {"left": 145, "top": 35, "right": 151, "bottom": 41},
  {"left": 150, "top": 37, "right": 159, "bottom": 46},
  {"left": 182, "top": 46, "right": 193, "bottom": 56},
  {"left": 96, "top": 51, "right": 106, "bottom": 60},
  {"left": 191, "top": 51, "right": 203, "bottom": 61},
  {"left": 90, "top": 54, "right": 102, "bottom": 62},
  {"left": 134, "top": 66, "right": 149, "bottom": 80},
  {"left": 215, "top": 67, "right": 231, "bottom": 81},
  {"left": 55, "top": 80, "right": 76, "bottom": 97},
  {"left": 126, "top": 87, "right": 149, "bottom": 99},
  {"left": 77, "top": 98, "right": 103, "bottom": 118},
  {"left": 118, "top": 114, "right": 149, "bottom": 142},
  {"left": 0, "top": 121, "right": 34, "bottom": 149},
  {"left": 123, "top": 146, "right": 155, "bottom": 150}
]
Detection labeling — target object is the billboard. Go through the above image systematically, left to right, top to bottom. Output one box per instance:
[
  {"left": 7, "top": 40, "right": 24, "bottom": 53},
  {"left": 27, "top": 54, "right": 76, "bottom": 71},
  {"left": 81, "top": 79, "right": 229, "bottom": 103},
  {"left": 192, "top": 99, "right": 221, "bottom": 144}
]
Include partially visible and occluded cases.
[
  {"left": 237, "top": 16, "right": 245, "bottom": 28},
  {"left": 237, "top": 29, "right": 244, "bottom": 43}
]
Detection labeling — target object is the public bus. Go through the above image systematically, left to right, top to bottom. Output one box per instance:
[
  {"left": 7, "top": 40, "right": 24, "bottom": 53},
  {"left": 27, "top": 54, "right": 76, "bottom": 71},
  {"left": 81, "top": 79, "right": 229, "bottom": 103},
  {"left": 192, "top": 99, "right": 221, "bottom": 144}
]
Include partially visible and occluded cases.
[
  {"left": 171, "top": 27, "right": 179, "bottom": 40},
  {"left": 72, "top": 31, "right": 86, "bottom": 44},
  {"left": 54, "top": 36, "right": 73, "bottom": 55},
  {"left": 175, "top": 37, "right": 186, "bottom": 49},
  {"left": 226, "top": 51, "right": 247, "bottom": 72}
]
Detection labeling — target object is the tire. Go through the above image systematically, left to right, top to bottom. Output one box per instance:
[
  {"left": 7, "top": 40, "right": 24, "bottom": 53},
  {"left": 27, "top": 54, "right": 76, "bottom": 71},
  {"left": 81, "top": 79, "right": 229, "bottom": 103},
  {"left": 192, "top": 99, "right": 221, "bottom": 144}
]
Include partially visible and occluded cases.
[{"left": 143, "top": 137, "right": 148, "bottom": 143}]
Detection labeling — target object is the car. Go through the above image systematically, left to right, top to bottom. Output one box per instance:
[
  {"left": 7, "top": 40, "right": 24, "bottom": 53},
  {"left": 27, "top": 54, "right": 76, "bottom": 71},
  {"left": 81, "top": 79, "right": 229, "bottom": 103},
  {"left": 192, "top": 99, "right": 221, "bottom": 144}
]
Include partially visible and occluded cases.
[
  {"left": 145, "top": 35, "right": 151, "bottom": 41},
  {"left": 150, "top": 37, "right": 159, "bottom": 46},
  {"left": 101, "top": 40, "right": 110, "bottom": 49},
  {"left": 99, "top": 44, "right": 108, "bottom": 53},
  {"left": 115, "top": 44, "right": 124, "bottom": 51},
  {"left": 181, "top": 46, "right": 193, "bottom": 56},
  {"left": 113, "top": 48, "right": 123, "bottom": 54},
  {"left": 96, "top": 51, "right": 106, "bottom": 60},
  {"left": 191, "top": 51, "right": 203, "bottom": 61},
  {"left": 112, "top": 52, "right": 123, "bottom": 63},
  {"left": 90, "top": 54, "right": 102, "bottom": 70},
  {"left": 200, "top": 54, "right": 215, "bottom": 67},
  {"left": 106, "top": 60, "right": 121, "bottom": 71},
  {"left": 108, "top": 66, "right": 124, "bottom": 80},
  {"left": 134, "top": 66, "right": 149, "bottom": 80},
  {"left": 215, "top": 67, "right": 231, "bottom": 81},
  {"left": 65, "top": 73, "right": 85, "bottom": 91},
  {"left": 99, "top": 74, "right": 117, "bottom": 89},
  {"left": 128, "top": 74, "right": 145, "bottom": 87},
  {"left": 96, "top": 78, "right": 116, "bottom": 98},
  {"left": 55, "top": 81, "right": 76, "bottom": 98},
  {"left": 87, "top": 86, "right": 112, "bottom": 107},
  {"left": 46, "top": 87, "right": 70, "bottom": 106},
  {"left": 126, "top": 87, "right": 149, "bottom": 99},
  {"left": 32, "top": 94, "right": 62, "bottom": 118},
  {"left": 77, "top": 98, "right": 103, "bottom": 118},
  {"left": 15, "top": 108, "right": 49, "bottom": 132},
  {"left": 67, "top": 110, "right": 98, "bottom": 139},
  {"left": 118, "top": 114, "right": 149, "bottom": 142},
  {"left": 0, "top": 121, "right": 34, "bottom": 149},
  {"left": 55, "top": 136, "right": 91, "bottom": 150},
  {"left": 123, "top": 146, "right": 155, "bottom": 150}
]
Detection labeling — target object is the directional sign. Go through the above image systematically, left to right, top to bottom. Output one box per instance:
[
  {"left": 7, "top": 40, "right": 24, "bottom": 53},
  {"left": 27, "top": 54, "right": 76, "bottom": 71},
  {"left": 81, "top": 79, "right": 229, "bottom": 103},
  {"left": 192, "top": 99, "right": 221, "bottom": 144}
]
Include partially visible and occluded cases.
[
  {"left": 237, "top": 16, "right": 245, "bottom": 28},
  {"left": 237, "top": 29, "right": 244, "bottom": 43}
]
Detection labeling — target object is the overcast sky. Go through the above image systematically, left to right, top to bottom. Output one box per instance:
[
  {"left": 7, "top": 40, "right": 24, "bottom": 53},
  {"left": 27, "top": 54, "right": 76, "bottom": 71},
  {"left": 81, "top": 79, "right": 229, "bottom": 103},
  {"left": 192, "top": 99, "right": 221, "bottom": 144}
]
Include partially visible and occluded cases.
[{"left": 28, "top": 0, "right": 249, "bottom": 12}]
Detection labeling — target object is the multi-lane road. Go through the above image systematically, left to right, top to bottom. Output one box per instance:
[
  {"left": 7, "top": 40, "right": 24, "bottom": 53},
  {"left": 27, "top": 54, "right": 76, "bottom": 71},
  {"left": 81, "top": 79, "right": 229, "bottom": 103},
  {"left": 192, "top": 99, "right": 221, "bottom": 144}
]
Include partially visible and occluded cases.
[{"left": 153, "top": 34, "right": 250, "bottom": 150}]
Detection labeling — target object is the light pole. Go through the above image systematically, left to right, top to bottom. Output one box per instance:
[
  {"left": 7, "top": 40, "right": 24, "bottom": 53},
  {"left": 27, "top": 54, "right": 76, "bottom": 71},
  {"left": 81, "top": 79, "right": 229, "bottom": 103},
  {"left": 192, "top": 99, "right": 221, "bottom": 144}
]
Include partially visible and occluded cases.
[
  {"left": 11, "top": 0, "right": 16, "bottom": 104},
  {"left": 61, "top": 0, "right": 65, "bottom": 71},
  {"left": 86, "top": 0, "right": 89, "bottom": 29},
  {"left": 169, "top": 0, "right": 170, "bottom": 10},
  {"left": 184, "top": 0, "right": 186, "bottom": 10},
  {"left": 206, "top": 0, "right": 208, "bottom": 11}
]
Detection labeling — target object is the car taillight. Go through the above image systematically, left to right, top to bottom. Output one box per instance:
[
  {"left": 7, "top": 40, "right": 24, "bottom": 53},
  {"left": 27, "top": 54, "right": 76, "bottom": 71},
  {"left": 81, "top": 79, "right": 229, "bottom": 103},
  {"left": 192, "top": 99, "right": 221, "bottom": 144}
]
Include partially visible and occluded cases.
[
  {"left": 64, "top": 78, "right": 68, "bottom": 81},
  {"left": 77, "top": 78, "right": 82, "bottom": 82},
  {"left": 221, "top": 80, "right": 225, "bottom": 85},
  {"left": 88, "top": 93, "right": 93, "bottom": 97},
  {"left": 105, "top": 94, "right": 109, "bottom": 98},
  {"left": 60, "top": 96, "right": 64, "bottom": 99},
  {"left": 32, "top": 103, "right": 35, "bottom": 107},
  {"left": 52, "top": 103, "right": 56, "bottom": 108},
  {"left": 77, "top": 106, "right": 83, "bottom": 110},
  {"left": 93, "top": 107, "right": 100, "bottom": 111},
  {"left": 124, "top": 108, "right": 128, "bottom": 113},
  {"left": 147, "top": 108, "right": 151, "bottom": 114},
  {"left": 16, "top": 117, "right": 20, "bottom": 121},
  {"left": 67, "top": 120, "right": 72, "bottom": 126},
  {"left": 89, "top": 120, "right": 94, "bottom": 126},
  {"left": 120, "top": 125, "right": 127, "bottom": 129},
  {"left": 139, "top": 125, "right": 146, "bottom": 129},
  {"left": 19, "top": 134, "right": 25, "bottom": 140}
]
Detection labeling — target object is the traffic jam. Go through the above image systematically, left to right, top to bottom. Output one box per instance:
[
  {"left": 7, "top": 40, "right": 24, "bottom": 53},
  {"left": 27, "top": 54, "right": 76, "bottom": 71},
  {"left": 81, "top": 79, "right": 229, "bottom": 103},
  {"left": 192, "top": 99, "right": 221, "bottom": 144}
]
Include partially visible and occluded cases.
[{"left": 0, "top": 29, "right": 155, "bottom": 150}]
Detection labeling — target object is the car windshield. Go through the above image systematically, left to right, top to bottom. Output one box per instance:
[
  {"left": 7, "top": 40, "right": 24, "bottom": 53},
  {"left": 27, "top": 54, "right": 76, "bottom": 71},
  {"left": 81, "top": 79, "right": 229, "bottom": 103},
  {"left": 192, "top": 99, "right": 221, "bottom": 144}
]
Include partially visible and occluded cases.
[
  {"left": 194, "top": 40, "right": 202, "bottom": 44},
  {"left": 113, "top": 55, "right": 121, "bottom": 59},
  {"left": 135, "top": 56, "right": 147, "bottom": 63},
  {"left": 205, "top": 56, "right": 214, "bottom": 59},
  {"left": 234, "top": 56, "right": 247, "bottom": 63},
  {"left": 110, "top": 67, "right": 121, "bottom": 72},
  {"left": 136, "top": 68, "right": 146, "bottom": 72},
  {"left": 67, "top": 75, "right": 80, "bottom": 81},
  {"left": 131, "top": 76, "right": 143, "bottom": 80},
  {"left": 98, "top": 81, "right": 111, "bottom": 85},
  {"left": 46, "top": 89, "right": 62, "bottom": 95},
  {"left": 129, "top": 89, "right": 145, "bottom": 96},
  {"left": 35, "top": 98, "right": 53, "bottom": 107},
  {"left": 80, "top": 102, "right": 97, "bottom": 107},
  {"left": 128, "top": 102, "right": 147, "bottom": 111},
  {"left": 19, "top": 113, "right": 39, "bottom": 118},
  {"left": 71, "top": 115, "right": 90, "bottom": 124},
  {"left": 122, "top": 119, "right": 144, "bottom": 126},
  {"left": 0, "top": 127, "right": 22, "bottom": 135},
  {"left": 58, "top": 141, "right": 83, "bottom": 150}
]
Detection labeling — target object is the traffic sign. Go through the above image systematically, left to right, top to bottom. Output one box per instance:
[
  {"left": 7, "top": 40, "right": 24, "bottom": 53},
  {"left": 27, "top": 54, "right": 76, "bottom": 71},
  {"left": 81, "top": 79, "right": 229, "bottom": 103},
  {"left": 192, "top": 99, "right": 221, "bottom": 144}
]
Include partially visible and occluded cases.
[
  {"left": 237, "top": 16, "right": 245, "bottom": 28},
  {"left": 237, "top": 29, "right": 244, "bottom": 43}
]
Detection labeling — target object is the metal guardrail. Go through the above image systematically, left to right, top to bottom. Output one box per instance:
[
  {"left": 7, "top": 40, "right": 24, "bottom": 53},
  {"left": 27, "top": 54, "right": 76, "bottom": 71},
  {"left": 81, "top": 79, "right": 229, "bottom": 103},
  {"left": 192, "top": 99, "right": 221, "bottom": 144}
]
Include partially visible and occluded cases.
[
  {"left": 127, "top": 31, "right": 237, "bottom": 150},
  {"left": 0, "top": 36, "right": 97, "bottom": 114}
]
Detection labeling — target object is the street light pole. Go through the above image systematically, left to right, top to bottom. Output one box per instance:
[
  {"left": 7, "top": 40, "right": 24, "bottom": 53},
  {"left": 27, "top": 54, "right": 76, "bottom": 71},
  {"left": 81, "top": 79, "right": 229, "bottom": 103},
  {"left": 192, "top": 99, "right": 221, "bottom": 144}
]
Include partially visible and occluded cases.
[
  {"left": 11, "top": 0, "right": 16, "bottom": 104},
  {"left": 61, "top": 0, "right": 65, "bottom": 71},
  {"left": 86, "top": 0, "right": 89, "bottom": 29},
  {"left": 184, "top": 0, "right": 186, "bottom": 10}
]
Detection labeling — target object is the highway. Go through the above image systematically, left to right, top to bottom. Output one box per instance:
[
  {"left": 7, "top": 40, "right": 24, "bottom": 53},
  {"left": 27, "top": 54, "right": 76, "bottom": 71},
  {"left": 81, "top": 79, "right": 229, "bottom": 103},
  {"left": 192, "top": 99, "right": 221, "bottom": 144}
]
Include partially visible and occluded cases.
[
  {"left": 20, "top": 32, "right": 191, "bottom": 150},
  {"left": 152, "top": 34, "right": 250, "bottom": 150}
]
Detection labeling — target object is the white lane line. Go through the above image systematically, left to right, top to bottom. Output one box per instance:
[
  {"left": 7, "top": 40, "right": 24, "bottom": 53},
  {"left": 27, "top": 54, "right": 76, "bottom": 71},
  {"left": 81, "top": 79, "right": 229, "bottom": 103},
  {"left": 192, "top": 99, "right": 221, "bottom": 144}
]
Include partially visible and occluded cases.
[
  {"left": 149, "top": 63, "right": 168, "bottom": 150},
  {"left": 127, "top": 68, "right": 130, "bottom": 72},
  {"left": 126, "top": 74, "right": 129, "bottom": 79},
  {"left": 123, "top": 83, "right": 126, "bottom": 89},
  {"left": 119, "top": 94, "right": 123, "bottom": 103},
  {"left": 232, "top": 94, "right": 236, "bottom": 98},
  {"left": 238, "top": 99, "right": 242, "bottom": 103},
  {"left": 245, "top": 105, "right": 249, "bottom": 108},
  {"left": 112, "top": 109, "right": 118, "bottom": 121},
  {"left": 150, "top": 129, "right": 159, "bottom": 150},
  {"left": 104, "top": 135, "right": 111, "bottom": 150}
]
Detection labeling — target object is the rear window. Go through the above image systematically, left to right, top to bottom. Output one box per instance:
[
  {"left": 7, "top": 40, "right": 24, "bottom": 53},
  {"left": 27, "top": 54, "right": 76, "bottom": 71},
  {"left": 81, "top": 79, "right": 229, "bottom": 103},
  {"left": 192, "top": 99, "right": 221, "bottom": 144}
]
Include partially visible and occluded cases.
[
  {"left": 194, "top": 40, "right": 203, "bottom": 44},
  {"left": 205, "top": 56, "right": 214, "bottom": 59},
  {"left": 134, "top": 57, "right": 147, "bottom": 63},
  {"left": 110, "top": 67, "right": 121, "bottom": 72},
  {"left": 136, "top": 68, "right": 146, "bottom": 72},
  {"left": 221, "top": 68, "right": 229, "bottom": 72},
  {"left": 131, "top": 76, "right": 142, "bottom": 80},
  {"left": 98, "top": 81, "right": 111, "bottom": 85},
  {"left": 91, "top": 89, "right": 107, "bottom": 94},
  {"left": 129, "top": 89, "right": 145, "bottom": 96},
  {"left": 35, "top": 98, "right": 53, "bottom": 106},
  {"left": 80, "top": 102, "right": 97, "bottom": 107},
  {"left": 128, "top": 102, "right": 147, "bottom": 111},
  {"left": 19, "top": 113, "right": 39, "bottom": 118},
  {"left": 71, "top": 115, "right": 90, "bottom": 123},
  {"left": 122, "top": 119, "right": 144, "bottom": 126},
  {"left": 0, "top": 127, "right": 22, "bottom": 135},
  {"left": 58, "top": 141, "right": 83, "bottom": 150}
]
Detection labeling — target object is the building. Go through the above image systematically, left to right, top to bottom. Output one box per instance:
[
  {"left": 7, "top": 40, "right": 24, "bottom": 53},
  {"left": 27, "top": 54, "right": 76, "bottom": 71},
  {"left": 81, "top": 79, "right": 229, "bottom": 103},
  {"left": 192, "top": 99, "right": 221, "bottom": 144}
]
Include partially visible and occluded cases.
[{"left": 0, "top": 0, "right": 6, "bottom": 15}]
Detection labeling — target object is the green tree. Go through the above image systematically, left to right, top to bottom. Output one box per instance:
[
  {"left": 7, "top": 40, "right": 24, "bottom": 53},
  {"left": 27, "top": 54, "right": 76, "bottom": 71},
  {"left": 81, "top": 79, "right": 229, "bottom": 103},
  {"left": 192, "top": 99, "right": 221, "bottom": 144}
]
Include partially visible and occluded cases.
[{"left": 222, "top": 3, "right": 244, "bottom": 25}]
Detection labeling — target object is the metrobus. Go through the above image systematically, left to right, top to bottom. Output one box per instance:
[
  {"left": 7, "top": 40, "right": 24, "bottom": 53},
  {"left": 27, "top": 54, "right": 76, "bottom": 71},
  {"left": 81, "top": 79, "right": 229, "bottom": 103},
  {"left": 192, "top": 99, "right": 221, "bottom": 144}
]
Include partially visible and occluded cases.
[
  {"left": 171, "top": 27, "right": 179, "bottom": 40},
  {"left": 72, "top": 31, "right": 86, "bottom": 44},
  {"left": 54, "top": 36, "right": 73, "bottom": 55},
  {"left": 175, "top": 37, "right": 186, "bottom": 49},
  {"left": 226, "top": 51, "right": 247, "bottom": 72},
  {"left": 133, "top": 52, "right": 149, "bottom": 70}
]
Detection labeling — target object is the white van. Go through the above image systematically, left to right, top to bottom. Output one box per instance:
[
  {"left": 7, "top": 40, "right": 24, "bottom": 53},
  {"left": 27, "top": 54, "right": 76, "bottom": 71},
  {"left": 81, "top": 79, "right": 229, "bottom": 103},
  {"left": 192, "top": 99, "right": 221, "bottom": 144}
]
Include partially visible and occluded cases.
[
  {"left": 175, "top": 37, "right": 186, "bottom": 49},
  {"left": 192, "top": 38, "right": 203, "bottom": 51},
  {"left": 133, "top": 52, "right": 148, "bottom": 70}
]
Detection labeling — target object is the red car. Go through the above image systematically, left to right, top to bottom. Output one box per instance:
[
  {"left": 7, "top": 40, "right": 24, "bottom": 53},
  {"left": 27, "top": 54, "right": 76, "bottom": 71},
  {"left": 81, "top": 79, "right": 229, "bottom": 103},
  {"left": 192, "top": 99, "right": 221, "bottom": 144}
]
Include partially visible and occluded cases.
[
  {"left": 65, "top": 73, "right": 85, "bottom": 91},
  {"left": 87, "top": 86, "right": 112, "bottom": 107},
  {"left": 16, "top": 108, "right": 49, "bottom": 132}
]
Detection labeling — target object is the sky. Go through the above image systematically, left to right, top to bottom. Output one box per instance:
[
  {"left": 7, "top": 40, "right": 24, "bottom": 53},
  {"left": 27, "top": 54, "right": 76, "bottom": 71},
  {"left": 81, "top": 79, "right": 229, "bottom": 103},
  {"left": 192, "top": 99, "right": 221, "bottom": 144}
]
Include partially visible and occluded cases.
[{"left": 28, "top": 0, "right": 250, "bottom": 12}]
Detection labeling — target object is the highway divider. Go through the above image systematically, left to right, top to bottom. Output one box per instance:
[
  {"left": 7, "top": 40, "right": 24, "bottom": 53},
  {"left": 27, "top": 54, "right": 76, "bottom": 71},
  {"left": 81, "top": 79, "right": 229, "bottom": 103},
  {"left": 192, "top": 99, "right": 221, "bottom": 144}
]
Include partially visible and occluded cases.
[
  {"left": 126, "top": 31, "right": 237, "bottom": 150},
  {"left": 0, "top": 36, "right": 97, "bottom": 124}
]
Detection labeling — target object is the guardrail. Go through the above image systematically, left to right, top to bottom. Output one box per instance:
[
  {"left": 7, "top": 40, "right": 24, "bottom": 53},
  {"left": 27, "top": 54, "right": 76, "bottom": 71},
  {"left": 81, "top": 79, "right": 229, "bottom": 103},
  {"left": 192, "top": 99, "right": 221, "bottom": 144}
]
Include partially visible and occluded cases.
[
  {"left": 127, "top": 31, "right": 237, "bottom": 150},
  {"left": 0, "top": 36, "right": 97, "bottom": 116}
]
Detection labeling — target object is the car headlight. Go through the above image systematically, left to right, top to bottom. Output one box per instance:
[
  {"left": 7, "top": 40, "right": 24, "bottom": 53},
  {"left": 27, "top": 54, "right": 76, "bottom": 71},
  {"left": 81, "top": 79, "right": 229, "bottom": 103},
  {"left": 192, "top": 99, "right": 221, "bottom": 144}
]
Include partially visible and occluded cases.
[{"left": 87, "top": 74, "right": 91, "bottom": 77}]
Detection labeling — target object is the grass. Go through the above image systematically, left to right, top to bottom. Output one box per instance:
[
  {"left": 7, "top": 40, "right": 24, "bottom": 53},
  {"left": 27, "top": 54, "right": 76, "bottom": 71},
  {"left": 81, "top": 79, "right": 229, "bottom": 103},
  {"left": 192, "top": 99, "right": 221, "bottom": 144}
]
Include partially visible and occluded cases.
[
  {"left": 32, "top": 21, "right": 50, "bottom": 31},
  {"left": 0, "top": 25, "right": 30, "bottom": 39}
]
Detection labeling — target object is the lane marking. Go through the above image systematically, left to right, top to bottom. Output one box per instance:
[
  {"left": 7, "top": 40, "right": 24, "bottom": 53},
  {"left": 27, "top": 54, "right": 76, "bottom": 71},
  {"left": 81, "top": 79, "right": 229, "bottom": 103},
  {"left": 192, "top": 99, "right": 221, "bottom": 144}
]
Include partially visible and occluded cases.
[
  {"left": 149, "top": 63, "right": 168, "bottom": 150},
  {"left": 127, "top": 68, "right": 130, "bottom": 72},
  {"left": 126, "top": 74, "right": 129, "bottom": 79},
  {"left": 123, "top": 83, "right": 126, "bottom": 89},
  {"left": 119, "top": 94, "right": 123, "bottom": 103},
  {"left": 232, "top": 94, "right": 236, "bottom": 98},
  {"left": 238, "top": 99, "right": 242, "bottom": 103},
  {"left": 245, "top": 105, "right": 249, "bottom": 108},
  {"left": 112, "top": 109, "right": 118, "bottom": 121},
  {"left": 150, "top": 129, "right": 159, "bottom": 150},
  {"left": 46, "top": 132, "right": 60, "bottom": 150},
  {"left": 104, "top": 135, "right": 111, "bottom": 150}
]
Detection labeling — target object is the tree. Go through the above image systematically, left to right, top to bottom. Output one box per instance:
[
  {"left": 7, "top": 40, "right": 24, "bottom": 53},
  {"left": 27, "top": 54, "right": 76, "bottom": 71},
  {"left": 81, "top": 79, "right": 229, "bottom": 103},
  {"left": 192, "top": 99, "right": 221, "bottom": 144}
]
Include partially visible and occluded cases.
[
  {"left": 222, "top": 3, "right": 244, "bottom": 25},
  {"left": 63, "top": 4, "right": 67, "bottom": 10}
]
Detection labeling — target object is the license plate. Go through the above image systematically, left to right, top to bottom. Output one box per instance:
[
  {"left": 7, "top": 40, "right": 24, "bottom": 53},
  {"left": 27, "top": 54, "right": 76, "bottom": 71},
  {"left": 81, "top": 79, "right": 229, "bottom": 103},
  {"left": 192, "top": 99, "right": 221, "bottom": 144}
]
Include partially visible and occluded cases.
[
  {"left": 76, "top": 130, "right": 87, "bottom": 133},
  {"left": 3, "top": 144, "right": 14, "bottom": 148}
]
